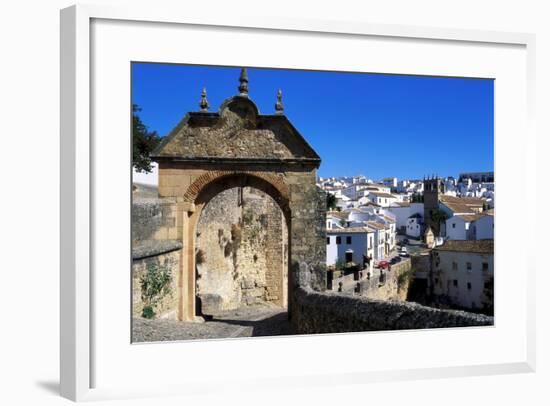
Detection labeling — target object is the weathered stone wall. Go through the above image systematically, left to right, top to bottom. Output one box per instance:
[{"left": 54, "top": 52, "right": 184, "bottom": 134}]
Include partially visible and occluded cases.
[
  {"left": 289, "top": 179, "right": 327, "bottom": 292},
  {"left": 195, "top": 186, "right": 288, "bottom": 314},
  {"left": 132, "top": 196, "right": 179, "bottom": 243},
  {"left": 132, "top": 240, "right": 182, "bottom": 319},
  {"left": 329, "top": 260, "right": 413, "bottom": 302},
  {"left": 360, "top": 260, "right": 413, "bottom": 301},
  {"left": 292, "top": 287, "right": 493, "bottom": 334}
]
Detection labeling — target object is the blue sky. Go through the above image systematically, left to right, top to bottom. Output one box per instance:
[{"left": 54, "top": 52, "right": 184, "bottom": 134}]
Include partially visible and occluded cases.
[{"left": 132, "top": 63, "right": 494, "bottom": 180}]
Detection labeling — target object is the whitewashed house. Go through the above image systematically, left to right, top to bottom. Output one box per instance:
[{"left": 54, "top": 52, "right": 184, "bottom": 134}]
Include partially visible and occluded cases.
[
  {"left": 341, "top": 183, "right": 370, "bottom": 200},
  {"left": 365, "top": 183, "right": 392, "bottom": 194},
  {"left": 367, "top": 192, "right": 397, "bottom": 207},
  {"left": 335, "top": 194, "right": 351, "bottom": 210},
  {"left": 387, "top": 202, "right": 424, "bottom": 233},
  {"left": 472, "top": 210, "right": 494, "bottom": 240},
  {"left": 326, "top": 211, "right": 349, "bottom": 230},
  {"left": 446, "top": 211, "right": 494, "bottom": 240},
  {"left": 406, "top": 213, "right": 423, "bottom": 238},
  {"left": 445, "top": 214, "right": 478, "bottom": 240},
  {"left": 366, "top": 221, "right": 387, "bottom": 260},
  {"left": 326, "top": 227, "right": 375, "bottom": 269},
  {"left": 431, "top": 240, "right": 494, "bottom": 312}
]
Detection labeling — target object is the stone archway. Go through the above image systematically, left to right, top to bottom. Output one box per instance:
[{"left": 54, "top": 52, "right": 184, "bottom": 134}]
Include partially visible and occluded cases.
[
  {"left": 151, "top": 69, "right": 327, "bottom": 322},
  {"left": 189, "top": 173, "right": 290, "bottom": 319}
]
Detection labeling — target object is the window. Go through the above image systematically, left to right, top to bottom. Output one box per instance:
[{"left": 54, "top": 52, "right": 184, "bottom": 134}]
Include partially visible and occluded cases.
[
  {"left": 452, "top": 223, "right": 456, "bottom": 228},
  {"left": 336, "top": 236, "right": 341, "bottom": 245},
  {"left": 346, "top": 236, "right": 352, "bottom": 244},
  {"left": 326, "top": 237, "right": 330, "bottom": 245},
  {"left": 452, "top": 261, "right": 458, "bottom": 270},
  {"left": 467, "top": 262, "right": 472, "bottom": 271},
  {"left": 482, "top": 262, "right": 489, "bottom": 271},
  {"left": 453, "top": 280, "right": 458, "bottom": 287},
  {"left": 467, "top": 282, "right": 472, "bottom": 290}
]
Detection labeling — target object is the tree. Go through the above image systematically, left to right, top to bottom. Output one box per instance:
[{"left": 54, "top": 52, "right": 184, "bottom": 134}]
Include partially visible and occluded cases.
[
  {"left": 133, "top": 104, "right": 161, "bottom": 173},
  {"left": 326, "top": 192, "right": 337, "bottom": 211},
  {"left": 430, "top": 209, "right": 449, "bottom": 225}
]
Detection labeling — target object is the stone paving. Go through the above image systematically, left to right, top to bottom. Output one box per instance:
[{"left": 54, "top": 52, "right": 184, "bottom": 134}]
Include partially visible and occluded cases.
[{"left": 132, "top": 303, "right": 293, "bottom": 343}]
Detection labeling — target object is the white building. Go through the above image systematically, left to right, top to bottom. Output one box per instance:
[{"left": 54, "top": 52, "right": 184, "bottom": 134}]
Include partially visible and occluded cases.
[
  {"left": 133, "top": 162, "right": 158, "bottom": 186},
  {"left": 382, "top": 177, "right": 398, "bottom": 188},
  {"left": 341, "top": 183, "right": 370, "bottom": 200},
  {"left": 365, "top": 183, "right": 392, "bottom": 194},
  {"left": 367, "top": 192, "right": 397, "bottom": 207},
  {"left": 387, "top": 202, "right": 424, "bottom": 233},
  {"left": 472, "top": 210, "right": 494, "bottom": 240},
  {"left": 326, "top": 211, "right": 349, "bottom": 230},
  {"left": 445, "top": 211, "right": 494, "bottom": 240},
  {"left": 406, "top": 213, "right": 423, "bottom": 238},
  {"left": 366, "top": 221, "right": 388, "bottom": 260},
  {"left": 326, "top": 227, "right": 375, "bottom": 268},
  {"left": 431, "top": 240, "right": 494, "bottom": 312}
]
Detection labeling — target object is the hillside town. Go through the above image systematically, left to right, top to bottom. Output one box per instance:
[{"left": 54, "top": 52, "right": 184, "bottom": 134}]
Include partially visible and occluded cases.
[
  {"left": 129, "top": 68, "right": 494, "bottom": 343},
  {"left": 320, "top": 172, "right": 494, "bottom": 315}
]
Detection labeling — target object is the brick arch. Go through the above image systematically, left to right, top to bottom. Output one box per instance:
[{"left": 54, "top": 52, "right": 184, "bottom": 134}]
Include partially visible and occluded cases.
[{"left": 183, "top": 170, "right": 290, "bottom": 205}]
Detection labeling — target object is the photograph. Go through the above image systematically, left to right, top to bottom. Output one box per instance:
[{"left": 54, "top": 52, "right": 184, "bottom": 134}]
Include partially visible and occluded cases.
[{"left": 131, "top": 63, "right": 495, "bottom": 343}]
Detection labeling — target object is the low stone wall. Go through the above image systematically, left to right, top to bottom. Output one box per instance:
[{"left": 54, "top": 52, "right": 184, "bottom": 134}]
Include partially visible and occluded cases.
[
  {"left": 132, "top": 240, "right": 182, "bottom": 319},
  {"left": 292, "top": 287, "right": 493, "bottom": 334}
]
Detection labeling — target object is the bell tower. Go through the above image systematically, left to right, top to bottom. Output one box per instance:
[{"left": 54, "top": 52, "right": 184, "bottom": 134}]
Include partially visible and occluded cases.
[{"left": 423, "top": 175, "right": 445, "bottom": 235}]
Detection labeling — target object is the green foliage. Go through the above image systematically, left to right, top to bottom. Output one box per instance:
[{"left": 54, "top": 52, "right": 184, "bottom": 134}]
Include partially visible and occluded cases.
[
  {"left": 133, "top": 104, "right": 161, "bottom": 173},
  {"left": 326, "top": 193, "right": 337, "bottom": 210},
  {"left": 430, "top": 209, "right": 449, "bottom": 225},
  {"left": 335, "top": 258, "right": 346, "bottom": 270},
  {"left": 139, "top": 263, "right": 172, "bottom": 317},
  {"left": 141, "top": 305, "right": 155, "bottom": 319}
]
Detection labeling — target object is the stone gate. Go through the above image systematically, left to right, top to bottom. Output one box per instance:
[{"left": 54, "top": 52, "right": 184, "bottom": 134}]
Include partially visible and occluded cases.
[{"left": 151, "top": 69, "right": 327, "bottom": 322}]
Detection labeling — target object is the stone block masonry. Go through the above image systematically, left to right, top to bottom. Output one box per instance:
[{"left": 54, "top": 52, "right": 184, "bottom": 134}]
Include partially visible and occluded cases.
[{"left": 292, "top": 287, "right": 493, "bottom": 334}]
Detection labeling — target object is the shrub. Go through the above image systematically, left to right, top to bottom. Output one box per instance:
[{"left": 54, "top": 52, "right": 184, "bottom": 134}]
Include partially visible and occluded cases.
[
  {"left": 139, "top": 263, "right": 172, "bottom": 318},
  {"left": 142, "top": 305, "right": 155, "bottom": 319}
]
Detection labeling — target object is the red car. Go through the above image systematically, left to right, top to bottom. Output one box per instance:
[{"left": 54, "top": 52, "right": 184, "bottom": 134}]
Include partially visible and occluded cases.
[{"left": 377, "top": 260, "right": 391, "bottom": 269}]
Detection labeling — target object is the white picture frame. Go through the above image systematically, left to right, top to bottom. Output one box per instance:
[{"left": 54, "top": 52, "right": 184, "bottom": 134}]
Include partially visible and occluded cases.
[{"left": 60, "top": 4, "right": 536, "bottom": 402}]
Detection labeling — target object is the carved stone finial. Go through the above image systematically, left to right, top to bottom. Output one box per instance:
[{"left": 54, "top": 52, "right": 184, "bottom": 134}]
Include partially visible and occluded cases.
[
  {"left": 238, "top": 68, "right": 249, "bottom": 96},
  {"left": 199, "top": 87, "right": 209, "bottom": 111},
  {"left": 275, "top": 89, "right": 284, "bottom": 115}
]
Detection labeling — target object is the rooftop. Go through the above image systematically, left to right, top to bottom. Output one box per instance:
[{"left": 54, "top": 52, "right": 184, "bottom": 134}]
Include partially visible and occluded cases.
[
  {"left": 369, "top": 192, "right": 396, "bottom": 198},
  {"left": 440, "top": 195, "right": 485, "bottom": 214},
  {"left": 326, "top": 226, "right": 375, "bottom": 234},
  {"left": 434, "top": 239, "right": 494, "bottom": 254}
]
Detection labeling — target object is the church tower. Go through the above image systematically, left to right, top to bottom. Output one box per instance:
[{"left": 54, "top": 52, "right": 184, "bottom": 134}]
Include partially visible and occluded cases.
[{"left": 423, "top": 176, "right": 445, "bottom": 235}]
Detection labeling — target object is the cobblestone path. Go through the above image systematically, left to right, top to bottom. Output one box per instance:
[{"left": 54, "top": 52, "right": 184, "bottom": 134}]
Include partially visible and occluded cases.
[{"left": 132, "top": 304, "right": 293, "bottom": 343}]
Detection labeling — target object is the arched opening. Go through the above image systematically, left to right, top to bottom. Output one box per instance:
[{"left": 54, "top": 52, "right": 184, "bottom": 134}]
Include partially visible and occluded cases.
[{"left": 188, "top": 174, "right": 291, "bottom": 321}]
